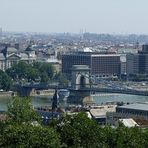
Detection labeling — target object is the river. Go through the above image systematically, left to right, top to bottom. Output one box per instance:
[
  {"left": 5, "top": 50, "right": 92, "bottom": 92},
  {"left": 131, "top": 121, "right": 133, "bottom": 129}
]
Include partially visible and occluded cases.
[{"left": 0, "top": 93, "right": 148, "bottom": 111}]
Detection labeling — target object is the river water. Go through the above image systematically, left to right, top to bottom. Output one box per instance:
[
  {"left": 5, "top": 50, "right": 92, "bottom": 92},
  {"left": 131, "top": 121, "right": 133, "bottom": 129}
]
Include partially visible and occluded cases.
[
  {"left": 0, "top": 93, "right": 148, "bottom": 111},
  {"left": 93, "top": 93, "right": 148, "bottom": 104}
]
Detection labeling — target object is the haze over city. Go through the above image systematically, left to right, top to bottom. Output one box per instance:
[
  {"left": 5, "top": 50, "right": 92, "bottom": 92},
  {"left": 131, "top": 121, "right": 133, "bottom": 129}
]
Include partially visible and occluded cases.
[{"left": 1, "top": 0, "right": 148, "bottom": 34}]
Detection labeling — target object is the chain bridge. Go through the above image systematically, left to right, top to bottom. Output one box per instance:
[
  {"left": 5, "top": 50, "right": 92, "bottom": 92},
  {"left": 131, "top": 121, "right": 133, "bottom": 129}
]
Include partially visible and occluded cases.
[{"left": 15, "top": 65, "right": 148, "bottom": 105}]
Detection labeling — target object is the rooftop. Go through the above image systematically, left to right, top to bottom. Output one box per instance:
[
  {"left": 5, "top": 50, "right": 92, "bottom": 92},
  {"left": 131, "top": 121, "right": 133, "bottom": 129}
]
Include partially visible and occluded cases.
[
  {"left": 25, "top": 46, "right": 34, "bottom": 51},
  {"left": 7, "top": 47, "right": 18, "bottom": 53},
  {"left": 0, "top": 53, "right": 5, "bottom": 60},
  {"left": 91, "top": 54, "right": 121, "bottom": 57},
  {"left": 72, "top": 65, "right": 90, "bottom": 70},
  {"left": 117, "top": 103, "right": 148, "bottom": 111},
  {"left": 90, "top": 105, "right": 116, "bottom": 118},
  {"left": 119, "top": 118, "right": 139, "bottom": 127}
]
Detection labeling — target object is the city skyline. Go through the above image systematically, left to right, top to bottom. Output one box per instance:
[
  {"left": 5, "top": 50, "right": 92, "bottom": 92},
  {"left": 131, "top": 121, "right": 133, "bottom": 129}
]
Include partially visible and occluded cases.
[{"left": 1, "top": 0, "right": 148, "bottom": 34}]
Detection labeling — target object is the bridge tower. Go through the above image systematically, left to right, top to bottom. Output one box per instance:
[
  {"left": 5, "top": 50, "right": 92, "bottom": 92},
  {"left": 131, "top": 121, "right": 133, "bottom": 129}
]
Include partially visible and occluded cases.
[
  {"left": 68, "top": 65, "right": 94, "bottom": 105},
  {"left": 71, "top": 65, "right": 90, "bottom": 90}
]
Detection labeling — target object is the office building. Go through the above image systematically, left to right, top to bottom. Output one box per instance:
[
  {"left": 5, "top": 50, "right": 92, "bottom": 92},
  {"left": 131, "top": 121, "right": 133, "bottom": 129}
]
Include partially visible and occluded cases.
[
  {"left": 126, "top": 44, "right": 148, "bottom": 76},
  {"left": 62, "top": 51, "right": 121, "bottom": 77},
  {"left": 126, "top": 53, "right": 139, "bottom": 75}
]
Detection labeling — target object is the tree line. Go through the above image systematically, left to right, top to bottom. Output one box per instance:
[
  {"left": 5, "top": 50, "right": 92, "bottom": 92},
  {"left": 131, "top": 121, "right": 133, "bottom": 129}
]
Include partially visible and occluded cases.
[
  {"left": 0, "top": 61, "right": 68, "bottom": 91},
  {"left": 0, "top": 97, "right": 148, "bottom": 148}
]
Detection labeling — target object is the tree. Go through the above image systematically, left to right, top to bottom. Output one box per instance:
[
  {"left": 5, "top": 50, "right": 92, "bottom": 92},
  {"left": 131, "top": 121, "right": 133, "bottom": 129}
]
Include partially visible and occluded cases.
[
  {"left": 6, "top": 61, "right": 31, "bottom": 81},
  {"left": 6, "top": 61, "right": 56, "bottom": 83},
  {"left": 33, "top": 62, "right": 55, "bottom": 80},
  {"left": 40, "top": 63, "right": 55, "bottom": 78},
  {"left": 26, "top": 67, "right": 39, "bottom": 82},
  {"left": 0, "top": 70, "right": 12, "bottom": 91},
  {"left": 40, "top": 72, "right": 50, "bottom": 82},
  {"left": 54, "top": 72, "right": 69, "bottom": 86},
  {"left": 0, "top": 96, "right": 61, "bottom": 148},
  {"left": 7, "top": 97, "right": 40, "bottom": 124},
  {"left": 55, "top": 112, "right": 104, "bottom": 148},
  {"left": 1, "top": 124, "right": 61, "bottom": 148},
  {"left": 103, "top": 124, "right": 147, "bottom": 148},
  {"left": 102, "top": 125, "right": 117, "bottom": 148},
  {"left": 115, "top": 125, "right": 146, "bottom": 148},
  {"left": 142, "top": 128, "right": 148, "bottom": 147}
]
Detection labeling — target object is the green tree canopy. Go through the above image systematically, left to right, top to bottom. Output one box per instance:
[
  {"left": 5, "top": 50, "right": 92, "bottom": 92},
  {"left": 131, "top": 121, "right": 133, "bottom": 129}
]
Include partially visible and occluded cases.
[
  {"left": 6, "top": 61, "right": 56, "bottom": 83},
  {"left": 33, "top": 62, "right": 55, "bottom": 79},
  {"left": 0, "top": 70, "right": 12, "bottom": 91},
  {"left": 54, "top": 72, "right": 69, "bottom": 86},
  {"left": 0, "top": 96, "right": 61, "bottom": 148},
  {"left": 7, "top": 97, "right": 40, "bottom": 124},
  {"left": 55, "top": 112, "right": 104, "bottom": 148},
  {"left": 1, "top": 124, "right": 61, "bottom": 148}
]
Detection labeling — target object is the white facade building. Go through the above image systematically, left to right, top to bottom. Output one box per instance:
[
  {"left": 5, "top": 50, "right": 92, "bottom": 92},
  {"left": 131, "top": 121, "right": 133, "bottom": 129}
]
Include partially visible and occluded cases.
[{"left": 0, "top": 47, "right": 36, "bottom": 71}]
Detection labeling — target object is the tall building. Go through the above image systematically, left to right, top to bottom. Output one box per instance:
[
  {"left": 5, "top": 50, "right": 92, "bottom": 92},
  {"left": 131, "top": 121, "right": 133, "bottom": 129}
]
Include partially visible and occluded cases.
[
  {"left": 0, "top": 28, "right": 2, "bottom": 37},
  {"left": 127, "top": 44, "right": 148, "bottom": 76},
  {"left": 62, "top": 52, "right": 121, "bottom": 77},
  {"left": 62, "top": 52, "right": 91, "bottom": 74},
  {"left": 126, "top": 53, "right": 139, "bottom": 75},
  {"left": 91, "top": 54, "right": 120, "bottom": 76}
]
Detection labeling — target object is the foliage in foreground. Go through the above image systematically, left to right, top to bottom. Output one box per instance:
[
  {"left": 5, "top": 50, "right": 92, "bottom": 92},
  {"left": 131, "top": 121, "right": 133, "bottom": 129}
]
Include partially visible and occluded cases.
[
  {"left": 0, "top": 70, "right": 12, "bottom": 91},
  {"left": 0, "top": 97, "right": 148, "bottom": 148},
  {"left": 7, "top": 97, "right": 40, "bottom": 124},
  {"left": 54, "top": 112, "right": 105, "bottom": 148},
  {"left": 0, "top": 124, "right": 60, "bottom": 148}
]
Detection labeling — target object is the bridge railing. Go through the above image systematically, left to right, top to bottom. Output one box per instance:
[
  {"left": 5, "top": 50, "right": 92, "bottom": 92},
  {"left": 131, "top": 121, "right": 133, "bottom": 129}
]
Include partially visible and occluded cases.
[{"left": 14, "top": 82, "right": 69, "bottom": 90}]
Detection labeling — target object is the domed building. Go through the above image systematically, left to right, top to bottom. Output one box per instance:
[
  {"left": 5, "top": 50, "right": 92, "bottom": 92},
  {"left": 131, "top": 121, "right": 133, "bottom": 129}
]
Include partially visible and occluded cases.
[{"left": 0, "top": 46, "right": 37, "bottom": 71}]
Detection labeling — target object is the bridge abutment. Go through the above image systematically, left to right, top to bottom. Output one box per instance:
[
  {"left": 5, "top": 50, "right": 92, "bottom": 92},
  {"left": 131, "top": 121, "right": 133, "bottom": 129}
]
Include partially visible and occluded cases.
[{"left": 17, "top": 87, "right": 33, "bottom": 97}]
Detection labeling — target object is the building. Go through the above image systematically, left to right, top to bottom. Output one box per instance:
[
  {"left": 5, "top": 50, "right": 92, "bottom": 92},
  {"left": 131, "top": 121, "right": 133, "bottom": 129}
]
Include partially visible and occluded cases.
[
  {"left": 0, "top": 28, "right": 2, "bottom": 38},
  {"left": 126, "top": 44, "right": 148, "bottom": 76},
  {"left": 0, "top": 46, "right": 36, "bottom": 71},
  {"left": 62, "top": 51, "right": 121, "bottom": 78},
  {"left": 62, "top": 52, "right": 91, "bottom": 75},
  {"left": 126, "top": 53, "right": 139, "bottom": 75},
  {"left": 91, "top": 54, "right": 120, "bottom": 76},
  {"left": 120, "top": 55, "right": 127, "bottom": 75},
  {"left": 107, "top": 103, "right": 148, "bottom": 126},
  {"left": 116, "top": 103, "right": 148, "bottom": 119},
  {"left": 90, "top": 105, "right": 116, "bottom": 125},
  {"left": 118, "top": 118, "right": 139, "bottom": 127}
]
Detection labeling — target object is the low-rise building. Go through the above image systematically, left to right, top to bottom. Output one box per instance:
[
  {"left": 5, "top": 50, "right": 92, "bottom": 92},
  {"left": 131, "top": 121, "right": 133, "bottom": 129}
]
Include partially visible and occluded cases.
[
  {"left": 107, "top": 103, "right": 148, "bottom": 126},
  {"left": 89, "top": 105, "right": 116, "bottom": 125},
  {"left": 118, "top": 118, "right": 139, "bottom": 127}
]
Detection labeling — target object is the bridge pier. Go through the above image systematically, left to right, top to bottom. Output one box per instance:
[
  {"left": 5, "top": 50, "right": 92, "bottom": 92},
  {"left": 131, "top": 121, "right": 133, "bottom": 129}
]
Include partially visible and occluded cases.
[
  {"left": 68, "top": 65, "right": 92, "bottom": 105},
  {"left": 17, "top": 87, "right": 33, "bottom": 97},
  {"left": 67, "top": 89, "right": 92, "bottom": 105}
]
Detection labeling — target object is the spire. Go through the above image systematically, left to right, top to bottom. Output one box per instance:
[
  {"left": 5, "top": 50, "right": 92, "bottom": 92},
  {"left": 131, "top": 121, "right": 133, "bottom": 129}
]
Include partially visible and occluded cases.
[{"left": 52, "top": 89, "right": 59, "bottom": 111}]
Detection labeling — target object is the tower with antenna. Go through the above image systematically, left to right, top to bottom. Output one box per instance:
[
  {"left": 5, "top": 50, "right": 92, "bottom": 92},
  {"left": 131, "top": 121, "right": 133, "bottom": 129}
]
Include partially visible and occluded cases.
[
  {"left": 0, "top": 27, "right": 2, "bottom": 38},
  {"left": 79, "top": 28, "right": 84, "bottom": 41}
]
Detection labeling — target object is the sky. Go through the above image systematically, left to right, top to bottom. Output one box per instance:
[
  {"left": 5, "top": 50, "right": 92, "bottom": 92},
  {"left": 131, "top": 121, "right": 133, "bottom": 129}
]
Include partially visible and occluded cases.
[{"left": 0, "top": 0, "right": 148, "bottom": 34}]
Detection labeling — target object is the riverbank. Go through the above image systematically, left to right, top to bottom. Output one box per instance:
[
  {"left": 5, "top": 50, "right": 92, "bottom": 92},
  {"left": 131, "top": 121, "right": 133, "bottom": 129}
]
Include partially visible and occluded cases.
[
  {"left": 0, "top": 89, "right": 55, "bottom": 98},
  {"left": 30, "top": 89, "right": 55, "bottom": 97},
  {"left": 0, "top": 91, "right": 16, "bottom": 97}
]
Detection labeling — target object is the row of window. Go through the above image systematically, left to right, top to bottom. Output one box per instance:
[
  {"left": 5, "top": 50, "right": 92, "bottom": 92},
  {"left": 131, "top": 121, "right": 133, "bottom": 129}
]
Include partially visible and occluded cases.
[{"left": 117, "top": 108, "right": 148, "bottom": 116}]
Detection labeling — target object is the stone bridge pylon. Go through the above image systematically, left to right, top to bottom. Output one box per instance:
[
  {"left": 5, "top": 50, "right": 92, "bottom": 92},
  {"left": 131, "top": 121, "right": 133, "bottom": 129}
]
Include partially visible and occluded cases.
[{"left": 68, "top": 65, "right": 93, "bottom": 105}]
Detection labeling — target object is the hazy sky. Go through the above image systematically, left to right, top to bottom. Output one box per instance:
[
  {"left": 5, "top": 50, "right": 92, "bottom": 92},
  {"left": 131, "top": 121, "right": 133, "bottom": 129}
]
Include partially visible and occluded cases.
[{"left": 0, "top": 0, "right": 148, "bottom": 34}]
